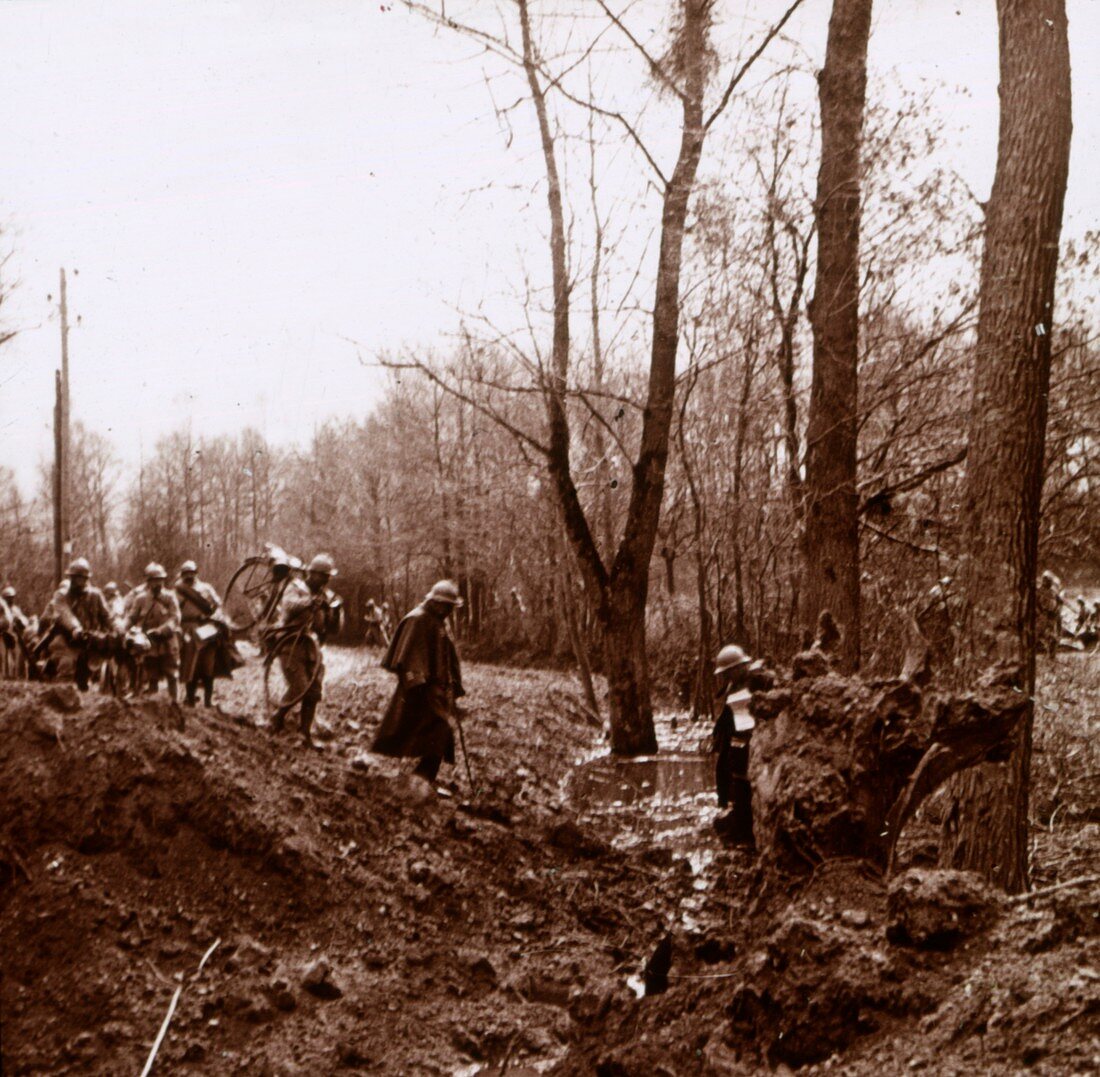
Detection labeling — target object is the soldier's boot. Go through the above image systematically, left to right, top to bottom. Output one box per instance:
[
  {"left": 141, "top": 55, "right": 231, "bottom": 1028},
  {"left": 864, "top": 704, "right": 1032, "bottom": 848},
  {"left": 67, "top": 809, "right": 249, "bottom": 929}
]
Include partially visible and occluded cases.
[
  {"left": 165, "top": 674, "right": 178, "bottom": 704},
  {"left": 202, "top": 677, "right": 214, "bottom": 708},
  {"left": 185, "top": 679, "right": 198, "bottom": 707},
  {"left": 300, "top": 699, "right": 318, "bottom": 748},
  {"left": 270, "top": 707, "right": 287, "bottom": 733},
  {"left": 414, "top": 753, "right": 443, "bottom": 782}
]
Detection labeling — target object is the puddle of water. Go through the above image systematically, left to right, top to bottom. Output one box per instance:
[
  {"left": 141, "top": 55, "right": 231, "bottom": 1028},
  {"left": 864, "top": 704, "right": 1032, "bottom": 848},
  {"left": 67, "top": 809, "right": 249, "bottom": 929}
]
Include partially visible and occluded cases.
[
  {"left": 571, "top": 753, "right": 714, "bottom": 809},
  {"left": 461, "top": 1060, "right": 561, "bottom": 1076}
]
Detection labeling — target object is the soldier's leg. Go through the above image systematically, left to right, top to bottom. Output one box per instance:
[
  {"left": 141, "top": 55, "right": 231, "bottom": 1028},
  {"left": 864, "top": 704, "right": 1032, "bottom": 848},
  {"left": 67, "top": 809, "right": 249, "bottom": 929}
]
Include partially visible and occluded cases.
[
  {"left": 181, "top": 635, "right": 197, "bottom": 704},
  {"left": 199, "top": 644, "right": 216, "bottom": 706},
  {"left": 271, "top": 648, "right": 303, "bottom": 731},
  {"left": 75, "top": 651, "right": 90, "bottom": 692},
  {"left": 299, "top": 653, "right": 324, "bottom": 747},
  {"left": 145, "top": 657, "right": 162, "bottom": 695},
  {"left": 165, "top": 672, "right": 178, "bottom": 703},
  {"left": 299, "top": 699, "right": 317, "bottom": 746},
  {"left": 413, "top": 715, "right": 452, "bottom": 782},
  {"left": 414, "top": 753, "right": 443, "bottom": 781}
]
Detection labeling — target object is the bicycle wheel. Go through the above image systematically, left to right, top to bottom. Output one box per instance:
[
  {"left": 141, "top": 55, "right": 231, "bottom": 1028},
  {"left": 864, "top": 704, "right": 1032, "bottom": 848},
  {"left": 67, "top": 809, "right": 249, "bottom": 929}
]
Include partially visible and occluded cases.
[
  {"left": 224, "top": 558, "right": 276, "bottom": 632},
  {"left": 263, "top": 630, "right": 320, "bottom": 719}
]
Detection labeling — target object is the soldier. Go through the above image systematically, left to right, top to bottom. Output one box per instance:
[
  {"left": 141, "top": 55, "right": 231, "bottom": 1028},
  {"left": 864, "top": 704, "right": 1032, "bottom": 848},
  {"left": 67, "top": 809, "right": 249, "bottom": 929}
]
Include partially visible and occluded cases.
[
  {"left": 270, "top": 553, "right": 342, "bottom": 747},
  {"left": 39, "top": 558, "right": 113, "bottom": 690},
  {"left": 175, "top": 559, "right": 223, "bottom": 707},
  {"left": 125, "top": 563, "right": 182, "bottom": 701},
  {"left": 1037, "top": 571, "right": 1063, "bottom": 655},
  {"left": 372, "top": 580, "right": 465, "bottom": 785},
  {"left": 0, "top": 586, "right": 20, "bottom": 679},
  {"left": 2, "top": 586, "right": 27, "bottom": 634},
  {"left": 363, "top": 598, "right": 386, "bottom": 647},
  {"left": 710, "top": 644, "right": 763, "bottom": 846}
]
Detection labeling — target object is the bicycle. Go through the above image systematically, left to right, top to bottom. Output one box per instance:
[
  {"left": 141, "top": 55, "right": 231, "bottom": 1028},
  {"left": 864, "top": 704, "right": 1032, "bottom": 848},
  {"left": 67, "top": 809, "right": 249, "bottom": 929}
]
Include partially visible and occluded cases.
[
  {"left": 223, "top": 545, "right": 299, "bottom": 636},
  {"left": 261, "top": 618, "right": 321, "bottom": 723}
]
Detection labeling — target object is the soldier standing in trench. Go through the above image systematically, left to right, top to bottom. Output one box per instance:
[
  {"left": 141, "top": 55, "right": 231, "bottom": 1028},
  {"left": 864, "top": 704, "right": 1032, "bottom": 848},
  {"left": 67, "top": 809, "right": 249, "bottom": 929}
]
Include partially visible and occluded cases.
[
  {"left": 371, "top": 580, "right": 465, "bottom": 787},
  {"left": 710, "top": 644, "right": 764, "bottom": 845}
]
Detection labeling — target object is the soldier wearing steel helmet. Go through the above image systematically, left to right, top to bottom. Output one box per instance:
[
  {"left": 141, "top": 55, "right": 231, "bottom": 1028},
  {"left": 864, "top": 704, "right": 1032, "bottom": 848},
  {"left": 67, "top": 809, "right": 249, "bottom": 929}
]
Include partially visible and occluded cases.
[
  {"left": 269, "top": 553, "right": 343, "bottom": 747},
  {"left": 39, "top": 558, "right": 112, "bottom": 690},
  {"left": 175, "top": 559, "right": 223, "bottom": 707},
  {"left": 124, "top": 563, "right": 182, "bottom": 701},
  {"left": 372, "top": 580, "right": 466, "bottom": 785},
  {"left": 1, "top": 585, "right": 27, "bottom": 679},
  {"left": 2, "top": 585, "right": 27, "bottom": 635},
  {"left": 710, "top": 643, "right": 765, "bottom": 845}
]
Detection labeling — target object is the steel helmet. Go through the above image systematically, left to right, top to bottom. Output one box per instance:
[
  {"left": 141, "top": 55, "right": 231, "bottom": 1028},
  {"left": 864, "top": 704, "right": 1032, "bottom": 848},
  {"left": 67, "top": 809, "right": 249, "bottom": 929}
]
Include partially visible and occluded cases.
[
  {"left": 307, "top": 553, "right": 337, "bottom": 578},
  {"left": 66, "top": 557, "right": 92, "bottom": 578},
  {"left": 180, "top": 560, "right": 198, "bottom": 574},
  {"left": 144, "top": 562, "right": 168, "bottom": 580},
  {"left": 425, "top": 579, "right": 463, "bottom": 607},
  {"left": 1, "top": 586, "right": 14, "bottom": 599},
  {"left": 715, "top": 643, "right": 751, "bottom": 675}
]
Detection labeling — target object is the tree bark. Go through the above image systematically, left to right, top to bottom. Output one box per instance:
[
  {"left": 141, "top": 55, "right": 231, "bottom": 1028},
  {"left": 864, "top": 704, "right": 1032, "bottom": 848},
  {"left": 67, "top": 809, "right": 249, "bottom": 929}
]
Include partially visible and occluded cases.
[
  {"left": 801, "top": 0, "right": 872, "bottom": 671},
  {"left": 941, "top": 0, "right": 1071, "bottom": 893},
  {"left": 602, "top": 586, "right": 655, "bottom": 754}
]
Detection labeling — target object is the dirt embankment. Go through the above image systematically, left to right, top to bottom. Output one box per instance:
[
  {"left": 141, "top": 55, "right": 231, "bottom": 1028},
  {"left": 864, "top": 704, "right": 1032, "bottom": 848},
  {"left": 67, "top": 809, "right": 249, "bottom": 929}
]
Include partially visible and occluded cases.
[{"left": 1, "top": 652, "right": 1098, "bottom": 1075}]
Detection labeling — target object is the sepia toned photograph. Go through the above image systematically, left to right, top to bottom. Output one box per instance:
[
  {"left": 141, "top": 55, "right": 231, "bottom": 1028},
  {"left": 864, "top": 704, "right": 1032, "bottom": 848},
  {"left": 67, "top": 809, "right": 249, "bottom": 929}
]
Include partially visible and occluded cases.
[{"left": 0, "top": 1, "right": 1097, "bottom": 1073}]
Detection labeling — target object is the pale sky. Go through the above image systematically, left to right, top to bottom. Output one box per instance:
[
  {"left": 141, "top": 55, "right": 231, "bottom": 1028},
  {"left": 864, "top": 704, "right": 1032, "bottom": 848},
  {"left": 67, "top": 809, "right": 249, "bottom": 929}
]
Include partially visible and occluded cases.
[{"left": 1, "top": 0, "right": 1098, "bottom": 494}]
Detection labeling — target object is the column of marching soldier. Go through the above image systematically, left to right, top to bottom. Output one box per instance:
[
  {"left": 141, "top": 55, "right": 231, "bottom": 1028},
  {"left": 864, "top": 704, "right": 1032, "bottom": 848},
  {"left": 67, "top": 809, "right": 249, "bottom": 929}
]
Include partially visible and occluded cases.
[
  {"left": 0, "top": 557, "right": 247, "bottom": 706},
  {"left": 0, "top": 557, "right": 473, "bottom": 777}
]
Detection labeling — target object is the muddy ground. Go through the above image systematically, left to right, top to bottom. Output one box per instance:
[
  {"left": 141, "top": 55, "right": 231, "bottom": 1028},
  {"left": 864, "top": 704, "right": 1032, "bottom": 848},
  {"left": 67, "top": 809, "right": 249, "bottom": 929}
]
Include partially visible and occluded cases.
[{"left": 1, "top": 649, "right": 1097, "bottom": 1074}]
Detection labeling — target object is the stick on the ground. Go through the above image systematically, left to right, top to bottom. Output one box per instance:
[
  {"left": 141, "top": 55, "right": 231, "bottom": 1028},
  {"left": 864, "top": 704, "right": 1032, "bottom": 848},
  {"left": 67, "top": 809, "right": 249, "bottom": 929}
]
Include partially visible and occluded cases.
[
  {"left": 1005, "top": 873, "right": 1100, "bottom": 906},
  {"left": 139, "top": 937, "right": 220, "bottom": 1077}
]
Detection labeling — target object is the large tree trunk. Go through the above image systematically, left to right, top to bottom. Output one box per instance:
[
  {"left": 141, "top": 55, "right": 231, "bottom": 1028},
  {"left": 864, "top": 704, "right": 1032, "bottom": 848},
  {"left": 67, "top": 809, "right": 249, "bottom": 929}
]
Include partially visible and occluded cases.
[
  {"left": 801, "top": 0, "right": 872, "bottom": 670},
  {"left": 940, "top": 0, "right": 1071, "bottom": 893},
  {"left": 602, "top": 587, "right": 657, "bottom": 755}
]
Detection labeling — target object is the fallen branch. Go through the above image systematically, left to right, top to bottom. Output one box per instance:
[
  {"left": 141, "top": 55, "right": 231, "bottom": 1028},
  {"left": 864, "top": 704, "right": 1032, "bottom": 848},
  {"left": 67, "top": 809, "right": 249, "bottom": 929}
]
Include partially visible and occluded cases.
[
  {"left": 1004, "top": 873, "right": 1100, "bottom": 906},
  {"left": 140, "top": 937, "right": 221, "bottom": 1077}
]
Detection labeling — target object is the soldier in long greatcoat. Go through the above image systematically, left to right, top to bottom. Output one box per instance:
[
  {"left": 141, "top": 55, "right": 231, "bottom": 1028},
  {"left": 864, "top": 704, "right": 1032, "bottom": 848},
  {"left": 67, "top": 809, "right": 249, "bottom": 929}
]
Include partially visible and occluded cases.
[
  {"left": 175, "top": 559, "right": 223, "bottom": 707},
  {"left": 124, "top": 563, "right": 182, "bottom": 701},
  {"left": 372, "top": 580, "right": 465, "bottom": 783}
]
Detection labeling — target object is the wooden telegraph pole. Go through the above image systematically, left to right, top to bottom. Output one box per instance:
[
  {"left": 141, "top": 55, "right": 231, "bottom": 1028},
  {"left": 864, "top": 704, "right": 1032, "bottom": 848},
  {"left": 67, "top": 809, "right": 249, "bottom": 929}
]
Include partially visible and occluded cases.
[
  {"left": 52, "top": 268, "right": 73, "bottom": 582},
  {"left": 53, "top": 371, "right": 64, "bottom": 582}
]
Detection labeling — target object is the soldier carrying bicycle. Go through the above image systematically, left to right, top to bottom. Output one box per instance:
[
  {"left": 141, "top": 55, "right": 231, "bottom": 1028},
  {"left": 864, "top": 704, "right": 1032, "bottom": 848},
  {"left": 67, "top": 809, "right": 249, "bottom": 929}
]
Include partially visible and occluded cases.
[{"left": 269, "top": 553, "right": 342, "bottom": 747}]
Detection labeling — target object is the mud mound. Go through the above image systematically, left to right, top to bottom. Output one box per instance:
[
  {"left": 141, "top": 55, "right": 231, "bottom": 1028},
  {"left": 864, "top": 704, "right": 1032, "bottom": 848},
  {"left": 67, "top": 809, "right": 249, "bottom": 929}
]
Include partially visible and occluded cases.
[{"left": 0, "top": 675, "right": 698, "bottom": 1074}]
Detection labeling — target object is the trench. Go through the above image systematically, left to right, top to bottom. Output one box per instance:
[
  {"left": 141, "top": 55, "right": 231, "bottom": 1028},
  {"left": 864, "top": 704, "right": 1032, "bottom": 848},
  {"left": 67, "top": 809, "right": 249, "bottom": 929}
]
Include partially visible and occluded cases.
[{"left": 567, "top": 710, "right": 729, "bottom": 938}]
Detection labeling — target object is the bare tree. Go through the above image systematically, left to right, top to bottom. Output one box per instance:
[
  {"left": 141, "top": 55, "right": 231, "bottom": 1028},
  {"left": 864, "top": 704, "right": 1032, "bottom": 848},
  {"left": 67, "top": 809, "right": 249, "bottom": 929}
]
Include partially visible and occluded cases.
[{"left": 399, "top": 0, "right": 805, "bottom": 753}]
